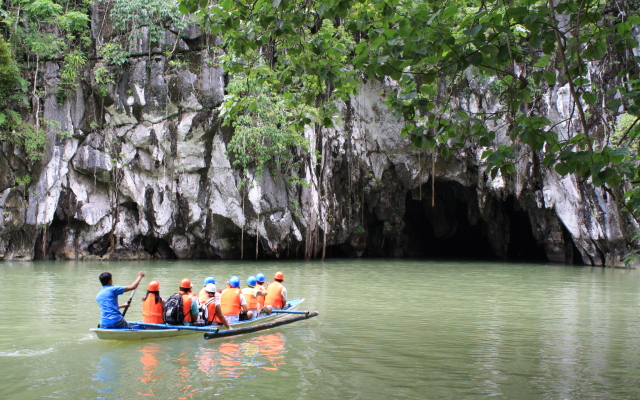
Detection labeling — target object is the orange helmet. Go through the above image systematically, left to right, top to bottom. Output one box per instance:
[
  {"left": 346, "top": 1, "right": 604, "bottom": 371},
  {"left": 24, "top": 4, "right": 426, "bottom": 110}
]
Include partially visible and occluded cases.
[
  {"left": 274, "top": 271, "right": 284, "bottom": 280},
  {"left": 180, "top": 278, "right": 192, "bottom": 288},
  {"left": 147, "top": 280, "right": 160, "bottom": 291}
]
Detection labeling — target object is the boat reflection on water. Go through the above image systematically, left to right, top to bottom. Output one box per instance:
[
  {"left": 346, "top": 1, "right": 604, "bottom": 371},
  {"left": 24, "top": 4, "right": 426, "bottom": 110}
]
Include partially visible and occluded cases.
[
  {"left": 197, "top": 332, "right": 287, "bottom": 379},
  {"left": 132, "top": 333, "right": 288, "bottom": 397},
  {"left": 251, "top": 333, "right": 285, "bottom": 371},
  {"left": 136, "top": 344, "right": 164, "bottom": 396},
  {"left": 176, "top": 350, "right": 199, "bottom": 399},
  {"left": 90, "top": 352, "right": 121, "bottom": 399}
]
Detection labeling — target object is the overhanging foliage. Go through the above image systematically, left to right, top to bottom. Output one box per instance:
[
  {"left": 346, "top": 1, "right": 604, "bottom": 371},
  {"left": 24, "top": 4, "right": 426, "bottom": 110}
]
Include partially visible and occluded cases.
[{"left": 179, "top": 0, "right": 640, "bottom": 217}]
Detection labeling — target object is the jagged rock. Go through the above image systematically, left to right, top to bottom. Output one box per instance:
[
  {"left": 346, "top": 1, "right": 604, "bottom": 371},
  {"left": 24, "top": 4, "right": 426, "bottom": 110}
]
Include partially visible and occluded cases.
[
  {"left": 128, "top": 27, "right": 189, "bottom": 57},
  {"left": 72, "top": 145, "right": 113, "bottom": 182}
]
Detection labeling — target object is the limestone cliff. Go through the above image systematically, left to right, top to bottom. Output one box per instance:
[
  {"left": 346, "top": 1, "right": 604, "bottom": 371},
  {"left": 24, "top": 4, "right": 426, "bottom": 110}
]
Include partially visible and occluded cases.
[{"left": 0, "top": 6, "right": 637, "bottom": 266}]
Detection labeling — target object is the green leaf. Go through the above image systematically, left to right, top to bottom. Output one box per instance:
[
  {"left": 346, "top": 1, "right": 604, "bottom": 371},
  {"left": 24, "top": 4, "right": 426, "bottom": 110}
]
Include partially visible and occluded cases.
[
  {"left": 221, "top": 0, "right": 233, "bottom": 11},
  {"left": 442, "top": 6, "right": 458, "bottom": 18},
  {"left": 628, "top": 16, "right": 640, "bottom": 25},
  {"left": 463, "top": 25, "right": 482, "bottom": 37},
  {"left": 583, "top": 40, "right": 607, "bottom": 61},
  {"left": 480, "top": 45, "right": 499, "bottom": 55},
  {"left": 353, "top": 50, "right": 369, "bottom": 68},
  {"left": 470, "top": 52, "right": 483, "bottom": 66},
  {"left": 534, "top": 55, "right": 550, "bottom": 67},
  {"left": 543, "top": 71, "right": 556, "bottom": 85},
  {"left": 582, "top": 91, "right": 597, "bottom": 105},
  {"left": 607, "top": 99, "right": 622, "bottom": 111},
  {"left": 456, "top": 110, "right": 469, "bottom": 119},
  {"left": 410, "top": 134, "right": 426, "bottom": 149},
  {"left": 425, "top": 136, "right": 437, "bottom": 150},
  {"left": 609, "top": 147, "right": 630, "bottom": 163},
  {"left": 555, "top": 163, "right": 570, "bottom": 176}
]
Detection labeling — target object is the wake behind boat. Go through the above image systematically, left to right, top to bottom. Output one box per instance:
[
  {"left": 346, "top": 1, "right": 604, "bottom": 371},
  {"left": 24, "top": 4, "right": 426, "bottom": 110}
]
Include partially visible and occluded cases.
[{"left": 90, "top": 298, "right": 306, "bottom": 340}]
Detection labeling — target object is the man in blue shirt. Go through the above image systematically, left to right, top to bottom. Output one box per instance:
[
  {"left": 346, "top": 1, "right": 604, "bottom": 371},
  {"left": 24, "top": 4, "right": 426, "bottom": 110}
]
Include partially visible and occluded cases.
[{"left": 96, "top": 271, "right": 145, "bottom": 329}]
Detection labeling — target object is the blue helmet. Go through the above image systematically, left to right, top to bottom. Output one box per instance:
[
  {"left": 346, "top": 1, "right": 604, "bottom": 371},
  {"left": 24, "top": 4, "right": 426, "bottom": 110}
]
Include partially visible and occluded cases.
[
  {"left": 256, "top": 273, "right": 266, "bottom": 283},
  {"left": 203, "top": 276, "right": 216, "bottom": 285},
  {"left": 228, "top": 276, "right": 241, "bottom": 288},
  {"left": 247, "top": 276, "right": 257, "bottom": 287}
]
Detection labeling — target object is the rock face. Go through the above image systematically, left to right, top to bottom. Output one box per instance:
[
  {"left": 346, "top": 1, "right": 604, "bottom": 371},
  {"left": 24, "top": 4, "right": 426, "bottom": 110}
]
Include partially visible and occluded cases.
[{"left": 0, "top": 9, "right": 637, "bottom": 266}]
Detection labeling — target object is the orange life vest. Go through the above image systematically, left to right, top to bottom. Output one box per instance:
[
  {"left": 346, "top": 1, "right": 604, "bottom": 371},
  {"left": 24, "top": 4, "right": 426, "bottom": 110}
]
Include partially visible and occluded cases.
[
  {"left": 265, "top": 281, "right": 284, "bottom": 308},
  {"left": 256, "top": 283, "right": 266, "bottom": 309},
  {"left": 242, "top": 287, "right": 258, "bottom": 310},
  {"left": 220, "top": 288, "right": 242, "bottom": 315},
  {"left": 181, "top": 293, "right": 193, "bottom": 323},
  {"left": 142, "top": 294, "right": 164, "bottom": 323},
  {"left": 203, "top": 296, "right": 217, "bottom": 323}
]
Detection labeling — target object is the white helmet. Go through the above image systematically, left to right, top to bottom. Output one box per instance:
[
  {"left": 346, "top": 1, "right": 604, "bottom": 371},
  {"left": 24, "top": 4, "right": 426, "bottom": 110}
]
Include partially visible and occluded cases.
[{"left": 205, "top": 283, "right": 217, "bottom": 293}]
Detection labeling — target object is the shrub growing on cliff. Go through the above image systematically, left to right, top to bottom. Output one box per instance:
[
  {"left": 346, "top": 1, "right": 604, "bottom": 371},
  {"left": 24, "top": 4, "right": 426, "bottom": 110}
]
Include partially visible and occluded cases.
[
  {"left": 0, "top": 0, "right": 91, "bottom": 160},
  {"left": 110, "top": 0, "right": 188, "bottom": 45},
  {"left": 0, "top": 38, "right": 20, "bottom": 107},
  {"left": 223, "top": 73, "right": 312, "bottom": 185}
]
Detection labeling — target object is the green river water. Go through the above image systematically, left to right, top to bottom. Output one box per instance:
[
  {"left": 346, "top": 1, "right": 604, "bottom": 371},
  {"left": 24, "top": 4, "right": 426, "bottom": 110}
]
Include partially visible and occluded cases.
[{"left": 1, "top": 259, "right": 640, "bottom": 399}]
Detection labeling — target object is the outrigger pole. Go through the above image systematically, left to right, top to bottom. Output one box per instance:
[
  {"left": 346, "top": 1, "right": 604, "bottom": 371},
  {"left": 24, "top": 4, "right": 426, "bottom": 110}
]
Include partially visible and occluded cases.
[{"left": 203, "top": 311, "right": 319, "bottom": 340}]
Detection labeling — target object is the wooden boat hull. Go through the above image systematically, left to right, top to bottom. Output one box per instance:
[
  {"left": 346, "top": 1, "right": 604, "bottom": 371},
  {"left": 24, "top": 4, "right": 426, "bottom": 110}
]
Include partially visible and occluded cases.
[{"left": 90, "top": 298, "right": 305, "bottom": 340}]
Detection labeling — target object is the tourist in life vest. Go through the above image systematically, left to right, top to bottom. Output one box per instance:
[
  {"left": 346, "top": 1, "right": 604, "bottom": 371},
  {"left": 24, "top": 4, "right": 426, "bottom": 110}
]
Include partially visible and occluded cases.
[
  {"left": 96, "top": 271, "right": 145, "bottom": 329},
  {"left": 264, "top": 271, "right": 289, "bottom": 310},
  {"left": 255, "top": 272, "right": 269, "bottom": 312},
  {"left": 198, "top": 276, "right": 218, "bottom": 304},
  {"left": 220, "top": 276, "right": 250, "bottom": 323},
  {"left": 242, "top": 276, "right": 267, "bottom": 317},
  {"left": 177, "top": 278, "right": 199, "bottom": 325},
  {"left": 141, "top": 280, "right": 164, "bottom": 324},
  {"left": 201, "top": 283, "right": 231, "bottom": 330}
]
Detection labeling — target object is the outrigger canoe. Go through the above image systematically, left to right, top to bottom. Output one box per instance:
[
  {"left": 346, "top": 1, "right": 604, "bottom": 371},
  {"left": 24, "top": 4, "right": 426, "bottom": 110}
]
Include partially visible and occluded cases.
[{"left": 90, "top": 297, "right": 306, "bottom": 340}]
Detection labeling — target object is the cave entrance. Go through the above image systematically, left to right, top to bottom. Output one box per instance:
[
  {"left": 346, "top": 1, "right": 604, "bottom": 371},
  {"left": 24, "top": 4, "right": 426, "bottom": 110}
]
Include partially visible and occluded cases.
[
  {"left": 402, "top": 181, "right": 547, "bottom": 262},
  {"left": 403, "top": 182, "right": 496, "bottom": 260},
  {"left": 504, "top": 196, "right": 548, "bottom": 262}
]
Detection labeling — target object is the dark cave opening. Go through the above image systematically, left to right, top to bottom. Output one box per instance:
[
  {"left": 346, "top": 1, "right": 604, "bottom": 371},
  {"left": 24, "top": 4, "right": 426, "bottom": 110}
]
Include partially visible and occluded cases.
[
  {"left": 402, "top": 182, "right": 548, "bottom": 262},
  {"left": 403, "top": 183, "right": 497, "bottom": 260},
  {"left": 504, "top": 196, "right": 548, "bottom": 262},
  {"left": 141, "top": 236, "right": 177, "bottom": 259}
]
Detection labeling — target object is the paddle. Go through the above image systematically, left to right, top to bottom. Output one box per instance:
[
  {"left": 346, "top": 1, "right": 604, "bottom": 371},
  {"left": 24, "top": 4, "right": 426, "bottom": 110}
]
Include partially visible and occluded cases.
[
  {"left": 121, "top": 289, "right": 136, "bottom": 318},
  {"left": 271, "top": 310, "right": 311, "bottom": 315}
]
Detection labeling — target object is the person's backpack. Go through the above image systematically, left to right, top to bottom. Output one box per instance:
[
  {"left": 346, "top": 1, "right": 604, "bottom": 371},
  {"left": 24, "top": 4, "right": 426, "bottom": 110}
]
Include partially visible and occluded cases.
[{"left": 163, "top": 293, "right": 184, "bottom": 325}]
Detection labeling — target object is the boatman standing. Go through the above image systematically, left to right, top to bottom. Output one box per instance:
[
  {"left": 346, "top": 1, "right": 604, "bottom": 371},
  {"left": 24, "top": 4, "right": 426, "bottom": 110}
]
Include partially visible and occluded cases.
[
  {"left": 96, "top": 271, "right": 145, "bottom": 329},
  {"left": 264, "top": 271, "right": 289, "bottom": 310}
]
